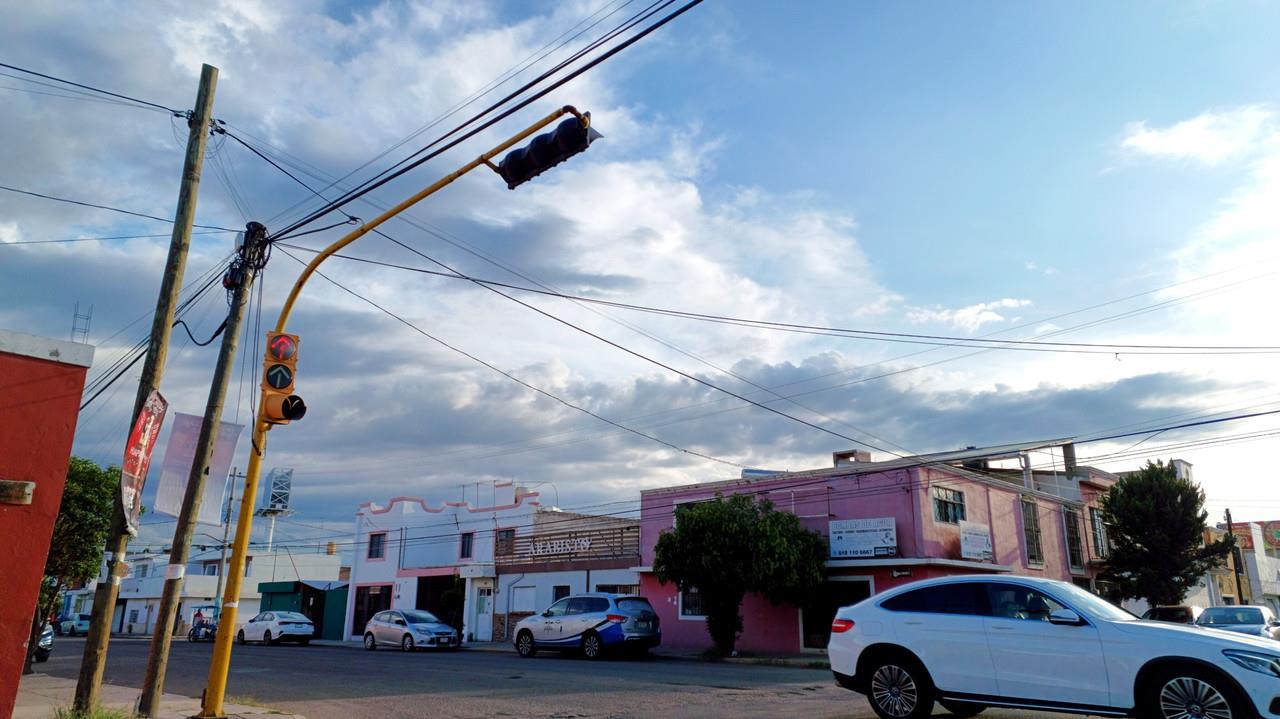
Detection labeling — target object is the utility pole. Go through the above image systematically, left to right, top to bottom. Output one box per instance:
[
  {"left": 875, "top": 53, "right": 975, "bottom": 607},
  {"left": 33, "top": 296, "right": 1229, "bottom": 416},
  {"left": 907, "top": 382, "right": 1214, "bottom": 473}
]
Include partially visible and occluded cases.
[
  {"left": 74, "top": 63, "right": 218, "bottom": 713},
  {"left": 138, "top": 223, "right": 267, "bottom": 716},
  {"left": 215, "top": 469, "right": 240, "bottom": 611},
  {"left": 1226, "top": 508, "right": 1250, "bottom": 604}
]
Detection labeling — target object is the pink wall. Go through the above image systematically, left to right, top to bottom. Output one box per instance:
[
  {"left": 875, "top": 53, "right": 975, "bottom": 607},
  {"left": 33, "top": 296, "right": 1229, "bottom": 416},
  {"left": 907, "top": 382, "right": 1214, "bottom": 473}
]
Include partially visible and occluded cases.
[{"left": 640, "top": 463, "right": 1109, "bottom": 654}]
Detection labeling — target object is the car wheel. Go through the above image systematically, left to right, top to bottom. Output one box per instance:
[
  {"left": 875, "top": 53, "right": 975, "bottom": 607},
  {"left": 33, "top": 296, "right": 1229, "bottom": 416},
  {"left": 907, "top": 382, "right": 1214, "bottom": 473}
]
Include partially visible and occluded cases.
[
  {"left": 237, "top": 630, "right": 246, "bottom": 645},
  {"left": 263, "top": 630, "right": 273, "bottom": 646},
  {"left": 516, "top": 630, "right": 537, "bottom": 658},
  {"left": 581, "top": 631, "right": 604, "bottom": 660},
  {"left": 363, "top": 633, "right": 377, "bottom": 651},
  {"left": 402, "top": 634, "right": 415, "bottom": 652},
  {"left": 299, "top": 638, "right": 310, "bottom": 646},
  {"left": 35, "top": 651, "right": 50, "bottom": 663},
  {"left": 865, "top": 654, "right": 935, "bottom": 719},
  {"left": 1144, "top": 665, "right": 1244, "bottom": 719},
  {"left": 939, "top": 699, "right": 985, "bottom": 717}
]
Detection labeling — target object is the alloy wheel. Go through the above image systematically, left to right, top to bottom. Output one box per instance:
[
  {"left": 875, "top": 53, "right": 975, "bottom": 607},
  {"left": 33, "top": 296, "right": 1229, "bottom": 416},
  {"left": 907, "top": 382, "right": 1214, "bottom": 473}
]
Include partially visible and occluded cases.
[
  {"left": 517, "top": 633, "right": 534, "bottom": 656},
  {"left": 583, "top": 634, "right": 601, "bottom": 659},
  {"left": 402, "top": 635, "right": 415, "bottom": 652},
  {"left": 871, "top": 664, "right": 919, "bottom": 718},
  {"left": 1159, "top": 677, "right": 1232, "bottom": 719}
]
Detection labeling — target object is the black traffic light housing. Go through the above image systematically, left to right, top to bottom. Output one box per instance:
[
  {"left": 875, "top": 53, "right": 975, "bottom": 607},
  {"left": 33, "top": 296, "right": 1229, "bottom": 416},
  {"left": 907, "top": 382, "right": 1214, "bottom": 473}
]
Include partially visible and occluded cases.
[
  {"left": 497, "top": 113, "right": 602, "bottom": 190},
  {"left": 261, "top": 331, "right": 306, "bottom": 425}
]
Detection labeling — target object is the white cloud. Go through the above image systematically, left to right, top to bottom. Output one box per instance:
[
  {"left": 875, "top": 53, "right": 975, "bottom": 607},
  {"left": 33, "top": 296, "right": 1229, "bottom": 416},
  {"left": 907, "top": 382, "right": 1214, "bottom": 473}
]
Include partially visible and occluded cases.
[
  {"left": 1121, "top": 106, "right": 1273, "bottom": 165},
  {"left": 905, "top": 298, "right": 1032, "bottom": 333}
]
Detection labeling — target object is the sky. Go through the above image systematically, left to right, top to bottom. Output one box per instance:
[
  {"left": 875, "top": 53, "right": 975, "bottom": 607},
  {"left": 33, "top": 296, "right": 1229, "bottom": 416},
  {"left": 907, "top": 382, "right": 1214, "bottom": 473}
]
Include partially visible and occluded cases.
[{"left": 3, "top": 0, "right": 1280, "bottom": 553}]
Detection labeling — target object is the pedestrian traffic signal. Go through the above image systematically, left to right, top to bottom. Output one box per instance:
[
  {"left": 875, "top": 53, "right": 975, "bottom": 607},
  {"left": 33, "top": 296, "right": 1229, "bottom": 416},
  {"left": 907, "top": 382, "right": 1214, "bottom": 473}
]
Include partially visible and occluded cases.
[
  {"left": 496, "top": 112, "right": 602, "bottom": 189},
  {"left": 261, "top": 332, "right": 306, "bottom": 424}
]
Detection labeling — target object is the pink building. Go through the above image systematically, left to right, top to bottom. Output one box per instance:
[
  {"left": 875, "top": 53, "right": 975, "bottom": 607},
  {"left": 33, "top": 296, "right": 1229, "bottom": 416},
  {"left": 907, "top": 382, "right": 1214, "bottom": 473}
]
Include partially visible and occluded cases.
[{"left": 636, "top": 440, "right": 1117, "bottom": 655}]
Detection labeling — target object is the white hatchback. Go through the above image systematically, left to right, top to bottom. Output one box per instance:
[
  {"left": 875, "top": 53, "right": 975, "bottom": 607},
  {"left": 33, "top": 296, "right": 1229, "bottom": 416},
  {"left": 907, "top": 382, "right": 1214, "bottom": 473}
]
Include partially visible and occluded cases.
[{"left": 829, "top": 575, "right": 1280, "bottom": 719}]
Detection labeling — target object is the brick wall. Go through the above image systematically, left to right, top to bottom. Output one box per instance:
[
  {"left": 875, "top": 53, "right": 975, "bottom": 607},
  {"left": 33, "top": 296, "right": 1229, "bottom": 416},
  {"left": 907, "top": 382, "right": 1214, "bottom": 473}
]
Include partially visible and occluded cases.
[{"left": 493, "top": 611, "right": 534, "bottom": 642}]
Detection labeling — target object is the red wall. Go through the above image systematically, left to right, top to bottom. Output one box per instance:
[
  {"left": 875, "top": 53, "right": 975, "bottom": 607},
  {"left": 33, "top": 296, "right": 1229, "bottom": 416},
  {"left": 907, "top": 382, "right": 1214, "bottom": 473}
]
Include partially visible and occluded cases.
[{"left": 0, "top": 346, "right": 90, "bottom": 716}]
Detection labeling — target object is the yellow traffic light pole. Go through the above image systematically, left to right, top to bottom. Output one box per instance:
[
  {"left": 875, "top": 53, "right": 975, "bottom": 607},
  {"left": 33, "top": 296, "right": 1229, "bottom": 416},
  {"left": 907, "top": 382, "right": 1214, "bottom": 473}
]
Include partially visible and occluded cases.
[{"left": 199, "top": 105, "right": 590, "bottom": 717}]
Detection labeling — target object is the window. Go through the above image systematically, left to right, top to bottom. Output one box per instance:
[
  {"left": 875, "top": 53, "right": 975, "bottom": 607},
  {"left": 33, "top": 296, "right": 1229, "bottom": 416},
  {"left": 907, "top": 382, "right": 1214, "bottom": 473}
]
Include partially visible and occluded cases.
[
  {"left": 932, "top": 487, "right": 966, "bottom": 524},
  {"left": 1021, "top": 497, "right": 1044, "bottom": 564},
  {"left": 1063, "top": 507, "right": 1084, "bottom": 569},
  {"left": 1090, "top": 507, "right": 1109, "bottom": 559},
  {"left": 496, "top": 528, "right": 516, "bottom": 556},
  {"left": 367, "top": 532, "right": 387, "bottom": 560},
  {"left": 459, "top": 532, "right": 474, "bottom": 559},
  {"left": 203, "top": 562, "right": 218, "bottom": 576},
  {"left": 136, "top": 564, "right": 149, "bottom": 578},
  {"left": 986, "top": 582, "right": 1068, "bottom": 621},
  {"left": 880, "top": 583, "right": 988, "bottom": 615},
  {"left": 595, "top": 584, "right": 639, "bottom": 595},
  {"left": 552, "top": 585, "right": 571, "bottom": 601},
  {"left": 680, "top": 586, "right": 705, "bottom": 618},
  {"left": 544, "top": 598, "right": 570, "bottom": 617},
  {"left": 566, "top": 598, "right": 590, "bottom": 615},
  {"left": 128, "top": 610, "right": 139, "bottom": 624}
]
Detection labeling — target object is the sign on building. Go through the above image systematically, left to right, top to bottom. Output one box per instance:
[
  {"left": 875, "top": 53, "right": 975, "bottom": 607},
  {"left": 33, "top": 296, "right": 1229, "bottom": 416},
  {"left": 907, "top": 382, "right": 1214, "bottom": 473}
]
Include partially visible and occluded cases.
[
  {"left": 829, "top": 517, "right": 897, "bottom": 558},
  {"left": 959, "top": 520, "right": 994, "bottom": 561}
]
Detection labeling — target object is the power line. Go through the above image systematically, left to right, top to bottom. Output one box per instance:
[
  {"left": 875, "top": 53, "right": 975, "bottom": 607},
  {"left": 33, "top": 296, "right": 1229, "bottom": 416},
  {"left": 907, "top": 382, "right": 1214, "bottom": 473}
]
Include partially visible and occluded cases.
[
  {"left": 268, "top": 0, "right": 702, "bottom": 240},
  {"left": 0, "top": 61, "right": 182, "bottom": 114},
  {"left": 0, "top": 184, "right": 237, "bottom": 231},
  {"left": 1, "top": 230, "right": 231, "bottom": 246},
  {"left": 273, "top": 246, "right": 745, "bottom": 469}
]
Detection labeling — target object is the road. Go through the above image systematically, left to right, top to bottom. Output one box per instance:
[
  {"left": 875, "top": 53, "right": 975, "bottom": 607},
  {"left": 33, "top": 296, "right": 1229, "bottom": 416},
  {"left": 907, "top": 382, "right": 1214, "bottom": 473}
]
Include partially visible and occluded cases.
[{"left": 41, "top": 638, "right": 1058, "bottom": 718}]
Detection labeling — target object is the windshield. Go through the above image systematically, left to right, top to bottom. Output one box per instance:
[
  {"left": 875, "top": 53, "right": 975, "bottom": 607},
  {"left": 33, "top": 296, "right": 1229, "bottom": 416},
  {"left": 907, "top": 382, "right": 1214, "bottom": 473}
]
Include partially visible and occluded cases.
[
  {"left": 1052, "top": 583, "right": 1137, "bottom": 621},
  {"left": 1198, "top": 607, "right": 1263, "bottom": 625},
  {"left": 401, "top": 610, "right": 440, "bottom": 624},
  {"left": 276, "top": 612, "right": 310, "bottom": 622}
]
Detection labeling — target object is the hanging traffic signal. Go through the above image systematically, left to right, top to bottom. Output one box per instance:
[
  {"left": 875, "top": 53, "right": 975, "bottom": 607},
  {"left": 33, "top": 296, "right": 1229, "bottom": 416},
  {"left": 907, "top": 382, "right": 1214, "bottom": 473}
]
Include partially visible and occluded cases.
[
  {"left": 496, "top": 113, "right": 602, "bottom": 189},
  {"left": 261, "top": 332, "right": 306, "bottom": 424}
]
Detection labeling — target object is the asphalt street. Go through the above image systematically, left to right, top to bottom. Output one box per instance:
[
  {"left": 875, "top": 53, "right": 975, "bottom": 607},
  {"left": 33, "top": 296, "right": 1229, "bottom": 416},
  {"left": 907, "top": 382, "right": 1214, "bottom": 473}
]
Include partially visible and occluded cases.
[{"left": 40, "top": 638, "right": 1061, "bottom": 718}]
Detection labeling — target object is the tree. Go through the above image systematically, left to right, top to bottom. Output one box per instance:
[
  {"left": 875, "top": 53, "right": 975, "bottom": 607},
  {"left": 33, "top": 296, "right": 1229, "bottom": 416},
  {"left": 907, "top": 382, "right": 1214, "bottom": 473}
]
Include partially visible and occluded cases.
[
  {"left": 24, "top": 458, "right": 117, "bottom": 673},
  {"left": 1100, "top": 459, "right": 1233, "bottom": 608},
  {"left": 653, "top": 493, "right": 827, "bottom": 655}
]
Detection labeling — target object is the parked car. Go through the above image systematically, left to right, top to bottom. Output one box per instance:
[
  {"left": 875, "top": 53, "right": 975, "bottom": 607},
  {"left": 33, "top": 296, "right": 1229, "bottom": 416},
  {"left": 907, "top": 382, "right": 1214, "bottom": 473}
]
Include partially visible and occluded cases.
[
  {"left": 829, "top": 575, "right": 1280, "bottom": 719},
  {"left": 513, "top": 593, "right": 660, "bottom": 660},
  {"left": 1141, "top": 605, "right": 1203, "bottom": 624},
  {"left": 1195, "top": 605, "right": 1280, "bottom": 640},
  {"left": 362, "top": 609, "right": 458, "bottom": 651},
  {"left": 236, "top": 611, "right": 314, "bottom": 646},
  {"left": 59, "top": 613, "right": 91, "bottom": 636},
  {"left": 34, "top": 623, "right": 53, "bottom": 662}
]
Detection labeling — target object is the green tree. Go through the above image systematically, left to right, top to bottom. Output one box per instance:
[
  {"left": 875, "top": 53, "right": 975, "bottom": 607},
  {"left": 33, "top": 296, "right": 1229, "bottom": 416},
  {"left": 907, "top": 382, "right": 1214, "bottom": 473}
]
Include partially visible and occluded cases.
[
  {"left": 24, "top": 458, "right": 117, "bottom": 673},
  {"left": 1100, "top": 459, "right": 1233, "bottom": 608},
  {"left": 653, "top": 493, "right": 827, "bottom": 655}
]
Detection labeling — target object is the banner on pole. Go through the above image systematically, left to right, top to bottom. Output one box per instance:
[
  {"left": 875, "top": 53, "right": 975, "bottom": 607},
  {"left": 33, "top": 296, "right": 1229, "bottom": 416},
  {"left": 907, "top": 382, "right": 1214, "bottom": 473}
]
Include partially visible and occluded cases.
[
  {"left": 121, "top": 390, "right": 168, "bottom": 536},
  {"left": 154, "top": 413, "right": 245, "bottom": 528}
]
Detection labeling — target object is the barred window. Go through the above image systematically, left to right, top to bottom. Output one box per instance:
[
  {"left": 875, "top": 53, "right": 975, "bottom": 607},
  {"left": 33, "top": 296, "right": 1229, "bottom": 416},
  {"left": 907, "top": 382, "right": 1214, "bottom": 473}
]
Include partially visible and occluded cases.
[
  {"left": 932, "top": 487, "right": 966, "bottom": 524},
  {"left": 1021, "top": 498, "right": 1043, "bottom": 564},
  {"left": 1063, "top": 507, "right": 1084, "bottom": 569},
  {"left": 1090, "top": 507, "right": 1109, "bottom": 559},
  {"left": 680, "top": 586, "right": 705, "bottom": 618}
]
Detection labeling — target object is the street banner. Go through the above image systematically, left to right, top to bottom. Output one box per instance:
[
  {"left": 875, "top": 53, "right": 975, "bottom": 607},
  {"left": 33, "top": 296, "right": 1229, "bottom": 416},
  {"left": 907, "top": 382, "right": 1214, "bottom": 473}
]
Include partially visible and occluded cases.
[
  {"left": 121, "top": 390, "right": 168, "bottom": 536},
  {"left": 154, "top": 413, "right": 245, "bottom": 528},
  {"left": 829, "top": 517, "right": 897, "bottom": 558},
  {"left": 959, "top": 520, "right": 994, "bottom": 561}
]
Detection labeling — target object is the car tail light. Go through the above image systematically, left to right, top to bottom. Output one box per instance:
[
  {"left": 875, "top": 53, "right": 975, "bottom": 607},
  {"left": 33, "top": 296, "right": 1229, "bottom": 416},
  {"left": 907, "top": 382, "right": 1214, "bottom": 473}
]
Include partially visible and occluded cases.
[
  {"left": 606, "top": 614, "right": 627, "bottom": 623},
  {"left": 831, "top": 619, "right": 855, "bottom": 633}
]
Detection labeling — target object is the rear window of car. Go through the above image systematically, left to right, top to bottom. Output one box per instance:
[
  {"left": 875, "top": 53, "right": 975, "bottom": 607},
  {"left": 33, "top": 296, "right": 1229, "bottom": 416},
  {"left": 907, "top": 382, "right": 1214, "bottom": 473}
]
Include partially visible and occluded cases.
[
  {"left": 881, "top": 583, "right": 988, "bottom": 615},
  {"left": 616, "top": 598, "right": 655, "bottom": 614},
  {"left": 1148, "top": 607, "right": 1191, "bottom": 622},
  {"left": 1198, "top": 607, "right": 1263, "bottom": 625},
  {"left": 276, "top": 612, "right": 309, "bottom": 621},
  {"left": 78, "top": 614, "right": 91, "bottom": 621}
]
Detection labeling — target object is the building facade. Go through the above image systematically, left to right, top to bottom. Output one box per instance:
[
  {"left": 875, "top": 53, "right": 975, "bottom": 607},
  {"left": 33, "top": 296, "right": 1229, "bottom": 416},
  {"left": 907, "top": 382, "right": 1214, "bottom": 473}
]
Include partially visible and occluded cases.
[
  {"left": 637, "top": 440, "right": 1117, "bottom": 654},
  {"left": 346, "top": 483, "right": 640, "bottom": 643}
]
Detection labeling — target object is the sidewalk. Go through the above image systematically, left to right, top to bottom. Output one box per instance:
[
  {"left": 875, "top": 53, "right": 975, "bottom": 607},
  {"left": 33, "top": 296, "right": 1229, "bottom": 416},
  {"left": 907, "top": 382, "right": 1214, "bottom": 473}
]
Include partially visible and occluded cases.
[
  {"left": 310, "top": 638, "right": 830, "bottom": 668},
  {"left": 14, "top": 674, "right": 304, "bottom": 719}
]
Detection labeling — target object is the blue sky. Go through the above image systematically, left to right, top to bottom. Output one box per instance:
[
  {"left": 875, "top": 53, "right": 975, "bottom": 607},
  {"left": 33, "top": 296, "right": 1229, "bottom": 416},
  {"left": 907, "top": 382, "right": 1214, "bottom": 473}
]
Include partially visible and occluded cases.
[{"left": 3, "top": 0, "right": 1280, "bottom": 546}]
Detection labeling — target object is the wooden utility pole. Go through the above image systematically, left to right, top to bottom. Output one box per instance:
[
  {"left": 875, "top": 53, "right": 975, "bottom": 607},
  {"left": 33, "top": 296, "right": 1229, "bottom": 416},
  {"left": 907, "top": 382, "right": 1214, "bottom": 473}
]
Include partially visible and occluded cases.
[
  {"left": 74, "top": 63, "right": 219, "bottom": 713},
  {"left": 138, "top": 223, "right": 266, "bottom": 716},
  {"left": 1226, "top": 508, "right": 1250, "bottom": 604}
]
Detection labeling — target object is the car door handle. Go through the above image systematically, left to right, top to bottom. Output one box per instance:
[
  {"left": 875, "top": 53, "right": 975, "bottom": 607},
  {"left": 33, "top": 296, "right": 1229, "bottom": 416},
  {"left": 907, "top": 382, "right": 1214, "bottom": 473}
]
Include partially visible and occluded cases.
[
  {"left": 903, "top": 621, "right": 924, "bottom": 626},
  {"left": 990, "top": 625, "right": 1015, "bottom": 631}
]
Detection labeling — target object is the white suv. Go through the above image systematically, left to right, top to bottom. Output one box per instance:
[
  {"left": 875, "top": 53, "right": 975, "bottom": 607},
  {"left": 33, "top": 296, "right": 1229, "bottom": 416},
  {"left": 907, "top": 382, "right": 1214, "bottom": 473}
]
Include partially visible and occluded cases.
[{"left": 829, "top": 575, "right": 1280, "bottom": 719}]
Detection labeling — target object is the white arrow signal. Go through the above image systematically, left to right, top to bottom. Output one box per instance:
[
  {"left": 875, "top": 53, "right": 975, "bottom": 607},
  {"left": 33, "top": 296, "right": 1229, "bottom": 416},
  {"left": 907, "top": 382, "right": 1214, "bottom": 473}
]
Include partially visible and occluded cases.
[{"left": 266, "top": 364, "right": 293, "bottom": 389}]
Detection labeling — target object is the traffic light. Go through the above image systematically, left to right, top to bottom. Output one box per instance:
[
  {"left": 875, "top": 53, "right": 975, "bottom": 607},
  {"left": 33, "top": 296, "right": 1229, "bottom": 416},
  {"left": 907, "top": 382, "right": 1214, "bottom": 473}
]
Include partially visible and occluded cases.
[
  {"left": 496, "top": 113, "right": 602, "bottom": 189},
  {"left": 261, "top": 331, "right": 306, "bottom": 424}
]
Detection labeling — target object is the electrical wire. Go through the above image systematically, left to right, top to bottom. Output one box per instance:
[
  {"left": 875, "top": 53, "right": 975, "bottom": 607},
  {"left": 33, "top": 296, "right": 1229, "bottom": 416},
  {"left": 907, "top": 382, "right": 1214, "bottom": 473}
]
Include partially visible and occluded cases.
[
  {"left": 0, "top": 61, "right": 183, "bottom": 114},
  {"left": 0, "top": 183, "right": 238, "bottom": 231},
  {"left": 0, "top": 229, "right": 232, "bottom": 246}
]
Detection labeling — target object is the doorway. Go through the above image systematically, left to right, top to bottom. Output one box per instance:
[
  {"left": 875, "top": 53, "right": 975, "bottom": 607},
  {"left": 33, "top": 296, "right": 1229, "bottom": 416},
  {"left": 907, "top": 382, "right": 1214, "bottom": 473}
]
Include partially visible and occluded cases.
[
  {"left": 416, "top": 575, "right": 465, "bottom": 630},
  {"left": 800, "top": 578, "right": 872, "bottom": 650},
  {"left": 473, "top": 583, "right": 494, "bottom": 642},
  {"left": 351, "top": 584, "right": 392, "bottom": 636}
]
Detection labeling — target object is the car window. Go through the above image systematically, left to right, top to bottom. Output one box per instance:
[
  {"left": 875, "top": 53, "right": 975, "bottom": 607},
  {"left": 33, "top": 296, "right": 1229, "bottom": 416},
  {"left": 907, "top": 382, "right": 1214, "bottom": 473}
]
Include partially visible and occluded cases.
[
  {"left": 880, "top": 583, "right": 988, "bottom": 615},
  {"left": 986, "top": 583, "right": 1068, "bottom": 621},
  {"left": 586, "top": 597, "right": 610, "bottom": 613},
  {"left": 544, "top": 598, "right": 571, "bottom": 617},
  {"left": 566, "top": 598, "right": 590, "bottom": 615},
  {"left": 617, "top": 598, "right": 655, "bottom": 614},
  {"left": 1198, "top": 607, "right": 1264, "bottom": 625},
  {"left": 401, "top": 610, "right": 440, "bottom": 624},
  {"left": 277, "top": 612, "right": 309, "bottom": 621},
  {"left": 372, "top": 612, "right": 388, "bottom": 623},
  {"left": 391, "top": 612, "right": 407, "bottom": 625},
  {"left": 78, "top": 614, "right": 91, "bottom": 621}
]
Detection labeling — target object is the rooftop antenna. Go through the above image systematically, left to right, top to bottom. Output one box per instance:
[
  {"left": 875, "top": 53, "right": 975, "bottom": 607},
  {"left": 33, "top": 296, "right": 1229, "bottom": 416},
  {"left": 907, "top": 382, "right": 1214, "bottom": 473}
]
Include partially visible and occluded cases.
[{"left": 71, "top": 302, "right": 93, "bottom": 344}]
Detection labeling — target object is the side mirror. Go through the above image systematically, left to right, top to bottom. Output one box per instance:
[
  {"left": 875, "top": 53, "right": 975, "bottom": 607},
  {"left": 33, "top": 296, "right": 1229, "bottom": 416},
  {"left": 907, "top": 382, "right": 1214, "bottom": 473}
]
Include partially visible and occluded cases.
[
  {"left": 1048, "top": 609, "right": 1085, "bottom": 626},
  {"left": 542, "top": 610, "right": 552, "bottom": 617}
]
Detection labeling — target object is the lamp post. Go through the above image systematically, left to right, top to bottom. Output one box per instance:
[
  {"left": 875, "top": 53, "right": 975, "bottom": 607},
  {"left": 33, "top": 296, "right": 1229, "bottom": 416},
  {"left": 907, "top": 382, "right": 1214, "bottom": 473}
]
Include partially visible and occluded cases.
[{"left": 198, "top": 106, "right": 599, "bottom": 717}]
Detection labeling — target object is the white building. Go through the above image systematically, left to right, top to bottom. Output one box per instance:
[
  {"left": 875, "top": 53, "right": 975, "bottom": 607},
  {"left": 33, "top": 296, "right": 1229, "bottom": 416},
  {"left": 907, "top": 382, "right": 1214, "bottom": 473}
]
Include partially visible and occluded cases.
[
  {"left": 346, "top": 482, "right": 639, "bottom": 643},
  {"left": 1240, "top": 521, "right": 1280, "bottom": 613},
  {"left": 65, "top": 546, "right": 342, "bottom": 635}
]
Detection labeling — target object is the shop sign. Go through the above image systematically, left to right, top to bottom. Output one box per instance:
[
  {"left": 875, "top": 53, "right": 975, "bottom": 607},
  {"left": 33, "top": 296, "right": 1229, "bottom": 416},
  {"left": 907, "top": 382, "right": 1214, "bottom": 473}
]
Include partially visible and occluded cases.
[
  {"left": 829, "top": 517, "right": 897, "bottom": 558},
  {"left": 959, "top": 520, "right": 994, "bottom": 561}
]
